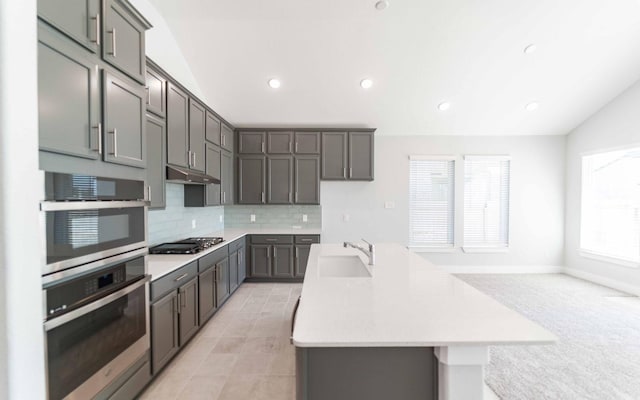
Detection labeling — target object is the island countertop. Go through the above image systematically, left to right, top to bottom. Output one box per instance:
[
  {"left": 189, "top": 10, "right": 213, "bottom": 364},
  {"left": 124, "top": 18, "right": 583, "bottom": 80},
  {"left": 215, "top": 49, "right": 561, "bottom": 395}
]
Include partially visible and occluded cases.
[{"left": 292, "top": 243, "right": 557, "bottom": 347}]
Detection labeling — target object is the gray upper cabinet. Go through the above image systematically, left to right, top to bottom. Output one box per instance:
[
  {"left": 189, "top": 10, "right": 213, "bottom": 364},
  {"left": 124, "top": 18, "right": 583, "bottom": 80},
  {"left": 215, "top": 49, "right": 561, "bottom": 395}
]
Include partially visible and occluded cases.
[
  {"left": 38, "top": 0, "right": 101, "bottom": 53},
  {"left": 102, "top": 0, "right": 150, "bottom": 84},
  {"left": 38, "top": 22, "right": 101, "bottom": 160},
  {"left": 146, "top": 64, "right": 166, "bottom": 118},
  {"left": 103, "top": 71, "right": 146, "bottom": 168},
  {"left": 167, "top": 83, "right": 189, "bottom": 168},
  {"left": 188, "top": 99, "right": 206, "bottom": 173},
  {"left": 205, "top": 111, "right": 221, "bottom": 146},
  {"left": 146, "top": 113, "right": 166, "bottom": 208},
  {"left": 221, "top": 123, "right": 234, "bottom": 152},
  {"left": 238, "top": 131, "right": 266, "bottom": 154},
  {"left": 268, "top": 131, "right": 293, "bottom": 154},
  {"left": 294, "top": 131, "right": 320, "bottom": 154},
  {"left": 348, "top": 131, "right": 375, "bottom": 180},
  {"left": 321, "top": 132, "right": 348, "bottom": 180},
  {"left": 206, "top": 143, "right": 221, "bottom": 206},
  {"left": 221, "top": 151, "right": 233, "bottom": 205},
  {"left": 238, "top": 156, "right": 266, "bottom": 204},
  {"left": 267, "top": 156, "right": 293, "bottom": 204},
  {"left": 295, "top": 156, "right": 320, "bottom": 204}
]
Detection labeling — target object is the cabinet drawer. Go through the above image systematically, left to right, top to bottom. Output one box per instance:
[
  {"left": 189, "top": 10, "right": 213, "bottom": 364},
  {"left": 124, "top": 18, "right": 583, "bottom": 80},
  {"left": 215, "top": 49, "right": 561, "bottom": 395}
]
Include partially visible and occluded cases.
[
  {"left": 251, "top": 235, "right": 293, "bottom": 244},
  {"left": 295, "top": 235, "right": 320, "bottom": 244},
  {"left": 227, "top": 237, "right": 246, "bottom": 253},
  {"left": 198, "top": 246, "right": 228, "bottom": 272},
  {"left": 151, "top": 261, "right": 197, "bottom": 302}
]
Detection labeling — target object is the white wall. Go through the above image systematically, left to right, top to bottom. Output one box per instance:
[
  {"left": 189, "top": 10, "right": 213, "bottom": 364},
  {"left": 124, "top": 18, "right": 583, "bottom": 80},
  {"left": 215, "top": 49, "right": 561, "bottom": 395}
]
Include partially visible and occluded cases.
[
  {"left": 0, "top": 0, "right": 46, "bottom": 398},
  {"left": 565, "top": 80, "right": 640, "bottom": 290},
  {"left": 321, "top": 135, "right": 566, "bottom": 267}
]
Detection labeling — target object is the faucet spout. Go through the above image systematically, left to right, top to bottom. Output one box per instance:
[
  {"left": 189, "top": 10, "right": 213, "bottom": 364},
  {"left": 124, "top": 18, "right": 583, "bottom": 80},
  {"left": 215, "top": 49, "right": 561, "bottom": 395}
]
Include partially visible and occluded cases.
[{"left": 343, "top": 239, "right": 375, "bottom": 266}]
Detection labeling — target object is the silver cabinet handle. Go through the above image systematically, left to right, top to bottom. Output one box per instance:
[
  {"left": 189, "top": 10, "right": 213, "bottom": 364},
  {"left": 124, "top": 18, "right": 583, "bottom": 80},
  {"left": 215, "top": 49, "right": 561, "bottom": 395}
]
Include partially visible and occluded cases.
[
  {"left": 91, "top": 13, "right": 101, "bottom": 45},
  {"left": 109, "top": 28, "right": 116, "bottom": 56},
  {"left": 146, "top": 86, "right": 150, "bottom": 105},
  {"left": 92, "top": 123, "right": 102, "bottom": 154},
  {"left": 109, "top": 129, "right": 118, "bottom": 157},
  {"left": 222, "top": 135, "right": 225, "bottom": 147},
  {"left": 295, "top": 141, "right": 299, "bottom": 153},
  {"left": 261, "top": 142, "right": 265, "bottom": 153},
  {"left": 288, "top": 142, "right": 292, "bottom": 153},
  {"left": 192, "top": 152, "right": 197, "bottom": 168},
  {"left": 343, "top": 167, "right": 346, "bottom": 178},
  {"left": 349, "top": 168, "right": 353, "bottom": 178},
  {"left": 147, "top": 186, "right": 152, "bottom": 202},
  {"left": 222, "top": 191, "right": 226, "bottom": 203},
  {"left": 261, "top": 192, "right": 265, "bottom": 203},
  {"left": 289, "top": 192, "right": 292, "bottom": 203},
  {"left": 295, "top": 192, "right": 298, "bottom": 203},
  {"left": 265, "top": 238, "right": 277, "bottom": 242},
  {"left": 301, "top": 238, "right": 313, "bottom": 242},
  {"left": 273, "top": 247, "right": 277, "bottom": 258},
  {"left": 295, "top": 247, "right": 299, "bottom": 258},
  {"left": 174, "top": 273, "right": 188, "bottom": 282},
  {"left": 175, "top": 292, "right": 181, "bottom": 314},
  {"left": 290, "top": 296, "right": 301, "bottom": 344}
]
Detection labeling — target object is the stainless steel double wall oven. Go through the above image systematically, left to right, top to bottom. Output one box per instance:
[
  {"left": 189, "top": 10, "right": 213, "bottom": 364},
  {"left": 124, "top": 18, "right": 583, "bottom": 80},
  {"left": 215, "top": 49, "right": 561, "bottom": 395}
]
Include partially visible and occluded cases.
[{"left": 41, "top": 172, "right": 151, "bottom": 400}]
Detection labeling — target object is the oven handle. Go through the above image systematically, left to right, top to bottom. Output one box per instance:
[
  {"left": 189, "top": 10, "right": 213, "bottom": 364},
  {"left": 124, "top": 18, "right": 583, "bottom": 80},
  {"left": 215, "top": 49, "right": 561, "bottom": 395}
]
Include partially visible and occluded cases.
[
  {"left": 40, "top": 200, "right": 149, "bottom": 211},
  {"left": 44, "top": 275, "right": 150, "bottom": 332}
]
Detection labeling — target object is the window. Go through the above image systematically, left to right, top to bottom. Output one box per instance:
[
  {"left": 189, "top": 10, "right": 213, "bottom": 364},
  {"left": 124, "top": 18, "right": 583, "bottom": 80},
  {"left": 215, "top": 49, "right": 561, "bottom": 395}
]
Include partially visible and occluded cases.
[
  {"left": 580, "top": 146, "right": 640, "bottom": 266},
  {"left": 463, "top": 155, "right": 510, "bottom": 249},
  {"left": 409, "top": 156, "right": 455, "bottom": 248}
]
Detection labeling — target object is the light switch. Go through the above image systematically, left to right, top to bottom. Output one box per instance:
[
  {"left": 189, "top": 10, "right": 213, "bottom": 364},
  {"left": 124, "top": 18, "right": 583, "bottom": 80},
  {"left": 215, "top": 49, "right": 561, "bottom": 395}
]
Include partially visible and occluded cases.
[
  {"left": 385, "top": 201, "right": 395, "bottom": 209},
  {"left": 250, "top": 214, "right": 256, "bottom": 222},
  {"left": 302, "top": 214, "right": 308, "bottom": 222},
  {"left": 343, "top": 214, "right": 350, "bottom": 222},
  {"left": 219, "top": 215, "right": 223, "bottom": 223},
  {"left": 191, "top": 219, "right": 196, "bottom": 229}
]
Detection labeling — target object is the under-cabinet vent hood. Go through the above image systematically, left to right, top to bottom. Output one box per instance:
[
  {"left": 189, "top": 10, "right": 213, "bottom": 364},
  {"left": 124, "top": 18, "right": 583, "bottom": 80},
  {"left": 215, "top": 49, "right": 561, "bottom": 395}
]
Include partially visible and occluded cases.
[{"left": 166, "top": 165, "right": 220, "bottom": 185}]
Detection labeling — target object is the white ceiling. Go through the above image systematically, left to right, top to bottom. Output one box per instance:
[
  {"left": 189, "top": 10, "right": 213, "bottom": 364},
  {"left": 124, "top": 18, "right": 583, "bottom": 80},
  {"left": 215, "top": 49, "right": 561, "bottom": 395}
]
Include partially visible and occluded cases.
[{"left": 149, "top": 0, "right": 640, "bottom": 136}]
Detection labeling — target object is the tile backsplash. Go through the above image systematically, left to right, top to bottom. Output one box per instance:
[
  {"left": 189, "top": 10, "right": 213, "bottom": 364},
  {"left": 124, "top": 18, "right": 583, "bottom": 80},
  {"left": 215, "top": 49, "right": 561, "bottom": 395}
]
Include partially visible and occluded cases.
[
  {"left": 148, "top": 183, "right": 224, "bottom": 245},
  {"left": 224, "top": 205, "right": 321, "bottom": 229}
]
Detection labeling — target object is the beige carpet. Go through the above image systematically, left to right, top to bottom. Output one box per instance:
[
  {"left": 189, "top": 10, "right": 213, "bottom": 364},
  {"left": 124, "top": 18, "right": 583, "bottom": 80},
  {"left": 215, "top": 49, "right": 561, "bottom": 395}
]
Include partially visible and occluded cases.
[{"left": 457, "top": 274, "right": 640, "bottom": 400}]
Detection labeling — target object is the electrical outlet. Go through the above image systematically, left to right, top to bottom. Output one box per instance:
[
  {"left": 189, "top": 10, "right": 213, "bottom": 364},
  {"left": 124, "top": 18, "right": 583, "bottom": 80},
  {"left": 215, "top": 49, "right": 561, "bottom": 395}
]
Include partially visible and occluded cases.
[
  {"left": 385, "top": 201, "right": 395, "bottom": 209},
  {"left": 250, "top": 214, "right": 256, "bottom": 222},
  {"left": 302, "top": 214, "right": 308, "bottom": 222},
  {"left": 343, "top": 214, "right": 350, "bottom": 222},
  {"left": 219, "top": 215, "right": 223, "bottom": 223},
  {"left": 191, "top": 219, "right": 196, "bottom": 229}
]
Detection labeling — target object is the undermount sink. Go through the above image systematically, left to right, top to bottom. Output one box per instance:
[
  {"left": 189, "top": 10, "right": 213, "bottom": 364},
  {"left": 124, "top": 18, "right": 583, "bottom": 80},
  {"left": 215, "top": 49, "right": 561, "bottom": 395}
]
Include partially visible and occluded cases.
[{"left": 318, "top": 255, "right": 372, "bottom": 277}]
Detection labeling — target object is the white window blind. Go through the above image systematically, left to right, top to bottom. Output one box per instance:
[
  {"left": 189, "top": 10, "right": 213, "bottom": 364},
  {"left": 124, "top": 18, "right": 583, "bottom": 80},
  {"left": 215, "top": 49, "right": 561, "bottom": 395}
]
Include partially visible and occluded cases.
[
  {"left": 580, "top": 146, "right": 640, "bottom": 265},
  {"left": 463, "top": 155, "right": 510, "bottom": 248},
  {"left": 409, "top": 156, "right": 455, "bottom": 247}
]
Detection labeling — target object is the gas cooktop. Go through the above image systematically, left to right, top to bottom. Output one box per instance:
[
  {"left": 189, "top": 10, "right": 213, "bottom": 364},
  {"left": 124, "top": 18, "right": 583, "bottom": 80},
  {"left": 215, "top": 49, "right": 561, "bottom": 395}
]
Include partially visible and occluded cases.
[{"left": 149, "top": 237, "right": 224, "bottom": 254}]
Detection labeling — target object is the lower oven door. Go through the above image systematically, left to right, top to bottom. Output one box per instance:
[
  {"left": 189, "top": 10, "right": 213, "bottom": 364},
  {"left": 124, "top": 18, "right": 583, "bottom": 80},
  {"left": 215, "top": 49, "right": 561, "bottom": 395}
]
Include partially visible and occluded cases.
[{"left": 44, "top": 276, "right": 150, "bottom": 400}]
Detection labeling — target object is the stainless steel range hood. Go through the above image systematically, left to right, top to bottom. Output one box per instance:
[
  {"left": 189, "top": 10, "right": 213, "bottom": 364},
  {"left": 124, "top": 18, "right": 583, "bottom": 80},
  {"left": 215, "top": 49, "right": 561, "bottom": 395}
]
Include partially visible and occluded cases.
[{"left": 166, "top": 165, "right": 220, "bottom": 185}]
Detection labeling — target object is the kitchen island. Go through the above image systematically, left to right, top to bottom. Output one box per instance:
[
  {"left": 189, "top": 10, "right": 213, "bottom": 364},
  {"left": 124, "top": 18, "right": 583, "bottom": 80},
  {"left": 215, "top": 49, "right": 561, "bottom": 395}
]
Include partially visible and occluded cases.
[{"left": 292, "top": 243, "right": 556, "bottom": 400}]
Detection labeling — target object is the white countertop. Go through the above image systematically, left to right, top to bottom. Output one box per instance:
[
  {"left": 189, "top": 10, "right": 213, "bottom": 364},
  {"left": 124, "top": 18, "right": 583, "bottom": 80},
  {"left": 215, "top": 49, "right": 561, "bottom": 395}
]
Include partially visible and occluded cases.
[
  {"left": 147, "top": 228, "right": 322, "bottom": 281},
  {"left": 292, "top": 243, "right": 557, "bottom": 347}
]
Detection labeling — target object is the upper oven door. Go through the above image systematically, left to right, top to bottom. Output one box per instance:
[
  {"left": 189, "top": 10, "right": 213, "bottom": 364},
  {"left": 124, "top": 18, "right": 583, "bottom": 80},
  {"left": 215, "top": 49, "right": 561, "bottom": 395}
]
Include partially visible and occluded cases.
[{"left": 41, "top": 201, "right": 147, "bottom": 275}]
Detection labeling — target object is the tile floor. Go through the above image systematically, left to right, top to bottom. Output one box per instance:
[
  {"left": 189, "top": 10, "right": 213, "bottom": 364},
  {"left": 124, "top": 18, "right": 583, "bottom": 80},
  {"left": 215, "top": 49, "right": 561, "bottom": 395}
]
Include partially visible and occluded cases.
[{"left": 139, "top": 282, "right": 302, "bottom": 400}]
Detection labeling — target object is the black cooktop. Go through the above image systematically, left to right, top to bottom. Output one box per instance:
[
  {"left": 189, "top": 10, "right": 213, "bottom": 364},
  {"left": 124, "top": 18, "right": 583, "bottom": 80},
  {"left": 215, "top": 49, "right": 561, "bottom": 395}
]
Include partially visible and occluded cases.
[{"left": 149, "top": 237, "right": 224, "bottom": 254}]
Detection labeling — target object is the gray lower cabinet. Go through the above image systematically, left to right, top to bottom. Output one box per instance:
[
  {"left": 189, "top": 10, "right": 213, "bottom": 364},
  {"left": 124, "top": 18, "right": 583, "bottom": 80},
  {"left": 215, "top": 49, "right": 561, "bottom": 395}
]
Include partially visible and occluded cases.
[
  {"left": 37, "top": 0, "right": 101, "bottom": 53},
  {"left": 102, "top": 0, "right": 150, "bottom": 84},
  {"left": 38, "top": 22, "right": 101, "bottom": 160},
  {"left": 146, "top": 63, "right": 166, "bottom": 118},
  {"left": 103, "top": 71, "right": 146, "bottom": 168},
  {"left": 167, "top": 82, "right": 189, "bottom": 168},
  {"left": 188, "top": 99, "right": 206, "bottom": 173},
  {"left": 146, "top": 113, "right": 166, "bottom": 208},
  {"left": 221, "top": 123, "right": 234, "bottom": 152},
  {"left": 221, "top": 150, "right": 234, "bottom": 204},
  {"left": 238, "top": 155, "right": 266, "bottom": 204},
  {"left": 268, "top": 156, "right": 294, "bottom": 204},
  {"left": 294, "top": 156, "right": 320, "bottom": 204},
  {"left": 248, "top": 235, "right": 317, "bottom": 279},
  {"left": 238, "top": 241, "right": 247, "bottom": 284},
  {"left": 250, "top": 245, "right": 271, "bottom": 278},
  {"left": 273, "top": 245, "right": 294, "bottom": 277},
  {"left": 295, "top": 245, "right": 311, "bottom": 277},
  {"left": 229, "top": 248, "right": 239, "bottom": 293},
  {"left": 216, "top": 258, "right": 230, "bottom": 306},
  {"left": 198, "top": 266, "right": 217, "bottom": 323},
  {"left": 178, "top": 277, "right": 199, "bottom": 345},
  {"left": 150, "top": 290, "right": 179, "bottom": 374}
]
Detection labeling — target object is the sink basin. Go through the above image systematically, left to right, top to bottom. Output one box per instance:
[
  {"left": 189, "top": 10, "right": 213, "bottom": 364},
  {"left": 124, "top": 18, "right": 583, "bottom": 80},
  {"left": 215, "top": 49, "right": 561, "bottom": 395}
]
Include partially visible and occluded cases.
[{"left": 318, "top": 255, "right": 372, "bottom": 277}]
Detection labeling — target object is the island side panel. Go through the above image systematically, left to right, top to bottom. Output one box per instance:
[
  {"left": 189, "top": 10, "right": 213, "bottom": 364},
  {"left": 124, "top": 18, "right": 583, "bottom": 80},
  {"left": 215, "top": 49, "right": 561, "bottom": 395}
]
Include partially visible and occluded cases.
[{"left": 296, "top": 347, "right": 438, "bottom": 400}]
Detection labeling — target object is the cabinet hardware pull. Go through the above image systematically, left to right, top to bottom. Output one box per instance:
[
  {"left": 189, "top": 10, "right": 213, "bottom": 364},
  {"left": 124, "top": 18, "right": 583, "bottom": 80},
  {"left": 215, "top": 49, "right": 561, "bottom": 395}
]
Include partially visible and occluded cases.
[
  {"left": 91, "top": 13, "right": 101, "bottom": 45},
  {"left": 109, "top": 28, "right": 116, "bottom": 56},
  {"left": 146, "top": 86, "right": 150, "bottom": 105},
  {"left": 92, "top": 123, "right": 102, "bottom": 154},
  {"left": 109, "top": 129, "right": 118, "bottom": 157},
  {"left": 222, "top": 135, "right": 226, "bottom": 147},
  {"left": 295, "top": 141, "right": 299, "bottom": 153},
  {"left": 261, "top": 142, "right": 265, "bottom": 153},
  {"left": 289, "top": 142, "right": 292, "bottom": 153},
  {"left": 193, "top": 152, "right": 197, "bottom": 168},
  {"left": 343, "top": 167, "right": 346, "bottom": 178},
  {"left": 349, "top": 168, "right": 353, "bottom": 178},
  {"left": 147, "top": 186, "right": 152, "bottom": 202},
  {"left": 223, "top": 191, "right": 226, "bottom": 203},
  {"left": 261, "top": 192, "right": 265, "bottom": 203},
  {"left": 289, "top": 192, "right": 292, "bottom": 203},
  {"left": 295, "top": 192, "right": 298, "bottom": 202},
  {"left": 265, "top": 238, "right": 277, "bottom": 242},
  {"left": 301, "top": 238, "right": 312, "bottom": 242},
  {"left": 273, "top": 247, "right": 277, "bottom": 258},
  {"left": 295, "top": 247, "right": 299, "bottom": 258},
  {"left": 174, "top": 273, "right": 188, "bottom": 282},
  {"left": 290, "top": 296, "right": 301, "bottom": 344}
]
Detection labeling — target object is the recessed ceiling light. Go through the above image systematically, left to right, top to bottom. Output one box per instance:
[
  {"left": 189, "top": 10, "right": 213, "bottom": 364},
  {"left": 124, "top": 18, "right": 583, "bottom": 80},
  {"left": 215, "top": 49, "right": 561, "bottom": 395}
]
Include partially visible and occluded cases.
[
  {"left": 375, "top": 0, "right": 389, "bottom": 10},
  {"left": 523, "top": 44, "right": 537, "bottom": 54},
  {"left": 268, "top": 78, "right": 281, "bottom": 89},
  {"left": 360, "top": 79, "right": 373, "bottom": 89},
  {"left": 438, "top": 102, "right": 451, "bottom": 111},
  {"left": 525, "top": 102, "right": 539, "bottom": 111}
]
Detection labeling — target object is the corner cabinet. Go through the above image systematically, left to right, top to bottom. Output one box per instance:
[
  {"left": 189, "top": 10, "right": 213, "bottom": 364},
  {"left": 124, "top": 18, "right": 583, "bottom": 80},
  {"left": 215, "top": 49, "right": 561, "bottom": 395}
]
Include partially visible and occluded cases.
[{"left": 321, "top": 130, "right": 375, "bottom": 181}]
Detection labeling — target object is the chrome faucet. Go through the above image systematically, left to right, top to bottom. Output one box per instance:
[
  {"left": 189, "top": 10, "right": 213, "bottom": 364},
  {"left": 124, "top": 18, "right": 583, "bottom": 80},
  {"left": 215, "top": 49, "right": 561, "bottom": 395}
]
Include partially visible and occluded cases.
[{"left": 343, "top": 239, "right": 375, "bottom": 265}]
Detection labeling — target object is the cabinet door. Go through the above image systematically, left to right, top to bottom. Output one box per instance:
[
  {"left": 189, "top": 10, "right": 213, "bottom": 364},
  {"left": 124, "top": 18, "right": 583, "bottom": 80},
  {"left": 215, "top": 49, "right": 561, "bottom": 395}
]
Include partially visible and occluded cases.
[
  {"left": 38, "top": 0, "right": 100, "bottom": 53},
  {"left": 103, "top": 0, "right": 147, "bottom": 83},
  {"left": 38, "top": 23, "right": 101, "bottom": 159},
  {"left": 146, "top": 66, "right": 166, "bottom": 118},
  {"left": 103, "top": 71, "right": 146, "bottom": 168},
  {"left": 167, "top": 83, "right": 189, "bottom": 168},
  {"left": 188, "top": 99, "right": 206, "bottom": 172},
  {"left": 206, "top": 111, "right": 221, "bottom": 145},
  {"left": 146, "top": 114, "right": 166, "bottom": 209},
  {"left": 221, "top": 123, "right": 234, "bottom": 152},
  {"left": 238, "top": 131, "right": 266, "bottom": 154},
  {"left": 267, "top": 131, "right": 293, "bottom": 154},
  {"left": 294, "top": 131, "right": 320, "bottom": 154},
  {"left": 321, "top": 132, "right": 348, "bottom": 180},
  {"left": 348, "top": 132, "right": 374, "bottom": 180},
  {"left": 206, "top": 143, "right": 222, "bottom": 206},
  {"left": 221, "top": 150, "right": 233, "bottom": 205},
  {"left": 238, "top": 156, "right": 266, "bottom": 204},
  {"left": 267, "top": 156, "right": 293, "bottom": 204},
  {"left": 294, "top": 156, "right": 320, "bottom": 204},
  {"left": 250, "top": 245, "right": 271, "bottom": 277},
  {"left": 273, "top": 245, "right": 294, "bottom": 278},
  {"left": 295, "top": 245, "right": 311, "bottom": 277},
  {"left": 238, "top": 246, "right": 247, "bottom": 284},
  {"left": 229, "top": 250, "right": 239, "bottom": 293},
  {"left": 216, "top": 259, "right": 230, "bottom": 306},
  {"left": 198, "top": 267, "right": 216, "bottom": 323},
  {"left": 178, "top": 277, "right": 199, "bottom": 346},
  {"left": 151, "top": 291, "right": 179, "bottom": 374}
]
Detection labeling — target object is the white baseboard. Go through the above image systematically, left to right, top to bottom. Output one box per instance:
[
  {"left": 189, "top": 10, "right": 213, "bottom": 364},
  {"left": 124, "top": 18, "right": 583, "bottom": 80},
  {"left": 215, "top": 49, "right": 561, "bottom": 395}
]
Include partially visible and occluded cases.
[
  {"left": 442, "top": 265, "right": 564, "bottom": 274},
  {"left": 562, "top": 267, "right": 640, "bottom": 296}
]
